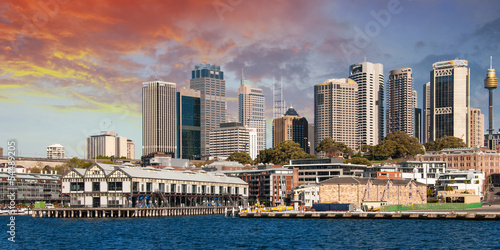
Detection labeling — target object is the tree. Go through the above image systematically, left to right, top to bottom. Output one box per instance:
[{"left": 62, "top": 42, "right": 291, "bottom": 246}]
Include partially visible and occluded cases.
[
  {"left": 372, "top": 131, "right": 424, "bottom": 160},
  {"left": 384, "top": 131, "right": 425, "bottom": 158},
  {"left": 424, "top": 136, "right": 466, "bottom": 151},
  {"left": 316, "top": 138, "right": 353, "bottom": 158},
  {"left": 373, "top": 140, "right": 397, "bottom": 160},
  {"left": 255, "top": 141, "right": 316, "bottom": 165},
  {"left": 255, "top": 148, "right": 275, "bottom": 164},
  {"left": 227, "top": 152, "right": 253, "bottom": 165},
  {"left": 66, "top": 157, "right": 93, "bottom": 169},
  {"left": 344, "top": 157, "right": 372, "bottom": 166},
  {"left": 101, "top": 160, "right": 115, "bottom": 164},
  {"left": 30, "top": 167, "right": 41, "bottom": 173}
]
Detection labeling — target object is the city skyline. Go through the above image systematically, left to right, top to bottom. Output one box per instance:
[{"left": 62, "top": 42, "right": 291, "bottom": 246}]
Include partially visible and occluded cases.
[{"left": 1, "top": 0, "right": 500, "bottom": 158}]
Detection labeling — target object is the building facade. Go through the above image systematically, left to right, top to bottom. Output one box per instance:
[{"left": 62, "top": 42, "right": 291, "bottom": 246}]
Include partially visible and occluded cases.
[
  {"left": 427, "top": 60, "right": 470, "bottom": 145},
  {"left": 349, "top": 62, "right": 384, "bottom": 146},
  {"left": 190, "top": 64, "right": 227, "bottom": 159},
  {"left": 387, "top": 68, "right": 414, "bottom": 137},
  {"left": 314, "top": 78, "right": 358, "bottom": 150},
  {"left": 238, "top": 79, "right": 266, "bottom": 152},
  {"left": 142, "top": 80, "right": 176, "bottom": 156},
  {"left": 176, "top": 88, "right": 201, "bottom": 160},
  {"left": 272, "top": 107, "right": 308, "bottom": 152},
  {"left": 469, "top": 108, "right": 484, "bottom": 148},
  {"left": 209, "top": 122, "right": 250, "bottom": 160},
  {"left": 484, "top": 129, "right": 500, "bottom": 152},
  {"left": 87, "top": 131, "right": 135, "bottom": 159},
  {"left": 47, "top": 144, "right": 65, "bottom": 159},
  {"left": 415, "top": 147, "right": 500, "bottom": 179},
  {"left": 289, "top": 158, "right": 368, "bottom": 185},
  {"left": 62, "top": 163, "right": 248, "bottom": 208},
  {"left": 222, "top": 167, "right": 294, "bottom": 207},
  {"left": 436, "top": 169, "right": 485, "bottom": 198},
  {"left": 0, "top": 172, "right": 64, "bottom": 206},
  {"left": 319, "top": 177, "right": 427, "bottom": 209}
]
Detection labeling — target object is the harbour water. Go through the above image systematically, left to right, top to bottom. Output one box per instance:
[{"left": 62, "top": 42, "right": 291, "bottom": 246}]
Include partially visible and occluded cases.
[{"left": 5, "top": 215, "right": 500, "bottom": 249}]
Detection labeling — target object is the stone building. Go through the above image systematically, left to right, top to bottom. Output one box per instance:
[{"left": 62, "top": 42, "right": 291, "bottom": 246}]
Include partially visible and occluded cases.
[{"left": 318, "top": 177, "right": 427, "bottom": 209}]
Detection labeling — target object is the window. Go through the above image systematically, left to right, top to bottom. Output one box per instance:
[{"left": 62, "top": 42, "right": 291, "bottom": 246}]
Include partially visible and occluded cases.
[
  {"left": 70, "top": 182, "right": 84, "bottom": 191},
  {"left": 92, "top": 182, "right": 100, "bottom": 192},
  {"left": 108, "top": 182, "right": 123, "bottom": 191},
  {"left": 133, "top": 182, "right": 139, "bottom": 192},
  {"left": 146, "top": 182, "right": 152, "bottom": 192},
  {"left": 159, "top": 183, "right": 165, "bottom": 192},
  {"left": 171, "top": 184, "right": 176, "bottom": 193},
  {"left": 192, "top": 185, "right": 197, "bottom": 193}
]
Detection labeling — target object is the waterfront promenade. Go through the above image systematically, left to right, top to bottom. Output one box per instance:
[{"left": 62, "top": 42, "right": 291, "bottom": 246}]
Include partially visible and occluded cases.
[
  {"left": 32, "top": 206, "right": 228, "bottom": 218},
  {"left": 239, "top": 210, "right": 500, "bottom": 220}
]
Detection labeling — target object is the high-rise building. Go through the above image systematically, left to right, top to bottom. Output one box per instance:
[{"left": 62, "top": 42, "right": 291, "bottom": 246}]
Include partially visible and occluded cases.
[
  {"left": 428, "top": 60, "right": 470, "bottom": 145},
  {"left": 349, "top": 62, "right": 384, "bottom": 146},
  {"left": 190, "top": 64, "right": 227, "bottom": 159},
  {"left": 387, "top": 68, "right": 414, "bottom": 137},
  {"left": 238, "top": 77, "right": 266, "bottom": 151},
  {"left": 314, "top": 78, "right": 358, "bottom": 150},
  {"left": 142, "top": 80, "right": 176, "bottom": 156},
  {"left": 423, "top": 82, "right": 431, "bottom": 143},
  {"left": 176, "top": 88, "right": 201, "bottom": 160},
  {"left": 273, "top": 107, "right": 308, "bottom": 152},
  {"left": 415, "top": 108, "right": 422, "bottom": 143},
  {"left": 469, "top": 108, "right": 484, "bottom": 148},
  {"left": 209, "top": 122, "right": 250, "bottom": 160},
  {"left": 308, "top": 124, "right": 315, "bottom": 155},
  {"left": 248, "top": 127, "right": 258, "bottom": 160},
  {"left": 87, "top": 131, "right": 134, "bottom": 159},
  {"left": 126, "top": 139, "right": 135, "bottom": 159},
  {"left": 47, "top": 144, "right": 65, "bottom": 159}
]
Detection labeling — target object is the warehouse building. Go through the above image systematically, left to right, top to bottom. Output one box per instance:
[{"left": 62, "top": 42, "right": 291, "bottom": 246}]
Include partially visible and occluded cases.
[{"left": 62, "top": 163, "right": 248, "bottom": 208}]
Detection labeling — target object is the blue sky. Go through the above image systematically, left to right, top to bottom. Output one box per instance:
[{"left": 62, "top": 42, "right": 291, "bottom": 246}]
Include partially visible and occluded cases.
[{"left": 1, "top": 0, "right": 499, "bottom": 158}]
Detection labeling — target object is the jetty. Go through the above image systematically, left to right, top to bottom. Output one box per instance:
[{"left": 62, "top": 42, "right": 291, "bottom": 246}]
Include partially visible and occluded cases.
[
  {"left": 32, "top": 206, "right": 228, "bottom": 218},
  {"left": 239, "top": 211, "right": 500, "bottom": 220}
]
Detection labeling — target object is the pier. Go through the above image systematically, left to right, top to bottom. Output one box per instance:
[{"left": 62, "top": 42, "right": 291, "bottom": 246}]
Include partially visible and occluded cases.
[
  {"left": 32, "top": 206, "right": 228, "bottom": 218},
  {"left": 239, "top": 211, "right": 500, "bottom": 220}
]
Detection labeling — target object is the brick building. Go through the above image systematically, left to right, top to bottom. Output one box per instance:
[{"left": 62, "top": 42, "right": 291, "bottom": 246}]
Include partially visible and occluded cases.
[
  {"left": 415, "top": 147, "right": 500, "bottom": 179},
  {"left": 319, "top": 177, "right": 427, "bottom": 209}
]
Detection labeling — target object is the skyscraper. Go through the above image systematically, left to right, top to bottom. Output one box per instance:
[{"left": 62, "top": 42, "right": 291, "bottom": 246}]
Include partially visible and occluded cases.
[
  {"left": 428, "top": 60, "right": 470, "bottom": 145},
  {"left": 349, "top": 62, "right": 384, "bottom": 146},
  {"left": 190, "top": 64, "right": 227, "bottom": 159},
  {"left": 387, "top": 68, "right": 414, "bottom": 137},
  {"left": 238, "top": 76, "right": 266, "bottom": 151},
  {"left": 314, "top": 78, "right": 358, "bottom": 150},
  {"left": 142, "top": 80, "right": 176, "bottom": 156},
  {"left": 423, "top": 82, "right": 431, "bottom": 143},
  {"left": 176, "top": 88, "right": 201, "bottom": 160},
  {"left": 273, "top": 107, "right": 308, "bottom": 152},
  {"left": 469, "top": 108, "right": 484, "bottom": 147}
]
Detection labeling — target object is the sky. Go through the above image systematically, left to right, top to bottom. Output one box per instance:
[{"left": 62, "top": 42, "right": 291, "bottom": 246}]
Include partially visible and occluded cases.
[{"left": 1, "top": 0, "right": 500, "bottom": 159}]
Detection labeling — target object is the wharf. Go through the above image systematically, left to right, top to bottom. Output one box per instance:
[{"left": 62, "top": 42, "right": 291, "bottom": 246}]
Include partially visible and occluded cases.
[
  {"left": 32, "top": 206, "right": 227, "bottom": 218},
  {"left": 239, "top": 211, "right": 500, "bottom": 220}
]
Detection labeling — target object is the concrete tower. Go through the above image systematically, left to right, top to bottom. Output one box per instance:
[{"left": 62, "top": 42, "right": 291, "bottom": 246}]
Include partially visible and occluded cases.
[{"left": 485, "top": 56, "right": 498, "bottom": 149}]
